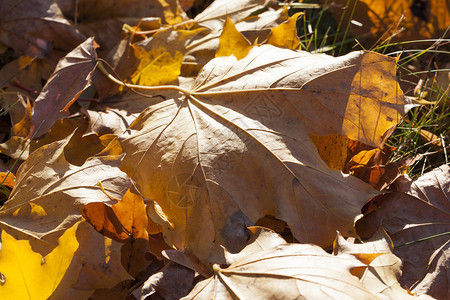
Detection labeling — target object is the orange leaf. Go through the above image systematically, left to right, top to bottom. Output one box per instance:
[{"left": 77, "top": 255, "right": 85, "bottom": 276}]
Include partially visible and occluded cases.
[
  {"left": 0, "top": 172, "right": 15, "bottom": 189},
  {"left": 83, "top": 189, "right": 148, "bottom": 242}
]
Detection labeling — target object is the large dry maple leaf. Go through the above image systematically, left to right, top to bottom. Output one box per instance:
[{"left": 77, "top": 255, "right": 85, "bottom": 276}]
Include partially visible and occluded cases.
[{"left": 114, "top": 45, "right": 410, "bottom": 264}]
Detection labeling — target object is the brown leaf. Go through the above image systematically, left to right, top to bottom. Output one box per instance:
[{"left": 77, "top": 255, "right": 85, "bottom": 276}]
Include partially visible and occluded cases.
[
  {"left": 0, "top": 0, "right": 85, "bottom": 57},
  {"left": 56, "top": 0, "right": 187, "bottom": 52},
  {"left": 57, "top": 0, "right": 186, "bottom": 27},
  {"left": 32, "top": 37, "right": 98, "bottom": 138},
  {"left": 114, "top": 45, "right": 412, "bottom": 264},
  {"left": 0, "top": 55, "right": 57, "bottom": 97},
  {"left": 80, "top": 92, "right": 168, "bottom": 137},
  {"left": 1, "top": 114, "right": 105, "bottom": 166},
  {"left": 0, "top": 133, "right": 131, "bottom": 253},
  {"left": 344, "top": 143, "right": 420, "bottom": 190},
  {"left": 356, "top": 165, "right": 450, "bottom": 299},
  {"left": 49, "top": 221, "right": 133, "bottom": 298},
  {"left": 183, "top": 243, "right": 378, "bottom": 299},
  {"left": 132, "top": 262, "right": 195, "bottom": 300}
]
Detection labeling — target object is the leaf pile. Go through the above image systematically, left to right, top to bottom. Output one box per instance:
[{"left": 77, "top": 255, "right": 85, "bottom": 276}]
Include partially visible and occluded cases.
[{"left": 0, "top": 0, "right": 448, "bottom": 299}]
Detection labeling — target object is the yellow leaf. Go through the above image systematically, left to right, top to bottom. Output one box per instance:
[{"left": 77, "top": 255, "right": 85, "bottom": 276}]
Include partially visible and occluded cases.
[
  {"left": 158, "top": 0, "right": 185, "bottom": 25},
  {"left": 267, "top": 12, "right": 303, "bottom": 50},
  {"left": 216, "top": 16, "right": 253, "bottom": 60},
  {"left": 130, "top": 45, "right": 184, "bottom": 86},
  {"left": 310, "top": 135, "right": 349, "bottom": 170},
  {"left": 349, "top": 148, "right": 381, "bottom": 169},
  {"left": 0, "top": 222, "right": 80, "bottom": 300}
]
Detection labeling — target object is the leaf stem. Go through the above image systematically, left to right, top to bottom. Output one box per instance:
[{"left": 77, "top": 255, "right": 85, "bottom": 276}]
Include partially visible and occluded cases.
[
  {"left": 96, "top": 61, "right": 191, "bottom": 96},
  {"left": 14, "top": 80, "right": 38, "bottom": 95}
]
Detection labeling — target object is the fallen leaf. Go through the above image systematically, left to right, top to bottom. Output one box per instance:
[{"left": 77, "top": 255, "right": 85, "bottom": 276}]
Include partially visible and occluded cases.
[
  {"left": 0, "top": 0, "right": 85, "bottom": 57},
  {"left": 57, "top": 0, "right": 186, "bottom": 42},
  {"left": 179, "top": 0, "right": 195, "bottom": 12},
  {"left": 193, "top": 0, "right": 271, "bottom": 32},
  {"left": 239, "top": 7, "right": 289, "bottom": 43},
  {"left": 182, "top": 8, "right": 288, "bottom": 76},
  {"left": 266, "top": 12, "right": 302, "bottom": 50},
  {"left": 215, "top": 16, "right": 253, "bottom": 60},
  {"left": 129, "top": 28, "right": 202, "bottom": 86},
  {"left": 32, "top": 37, "right": 98, "bottom": 138},
  {"left": 114, "top": 45, "right": 412, "bottom": 264},
  {"left": 0, "top": 55, "right": 57, "bottom": 97},
  {"left": 80, "top": 92, "right": 168, "bottom": 137},
  {"left": 0, "top": 94, "right": 33, "bottom": 161},
  {"left": 81, "top": 107, "right": 135, "bottom": 136},
  {"left": 1, "top": 114, "right": 105, "bottom": 166},
  {"left": 0, "top": 133, "right": 131, "bottom": 253},
  {"left": 310, "top": 135, "right": 349, "bottom": 170},
  {"left": 350, "top": 154, "right": 421, "bottom": 190},
  {"left": 356, "top": 165, "right": 450, "bottom": 299},
  {"left": 0, "top": 172, "right": 14, "bottom": 189},
  {"left": 82, "top": 188, "right": 150, "bottom": 276},
  {"left": 83, "top": 188, "right": 148, "bottom": 242},
  {"left": 0, "top": 221, "right": 80, "bottom": 300},
  {"left": 49, "top": 221, "right": 133, "bottom": 299},
  {"left": 223, "top": 226, "right": 289, "bottom": 265},
  {"left": 334, "top": 229, "right": 433, "bottom": 299},
  {"left": 183, "top": 243, "right": 378, "bottom": 299},
  {"left": 132, "top": 262, "right": 195, "bottom": 300}
]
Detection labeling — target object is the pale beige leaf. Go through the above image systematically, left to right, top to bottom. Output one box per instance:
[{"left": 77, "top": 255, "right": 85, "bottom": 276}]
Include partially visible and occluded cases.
[
  {"left": 194, "top": 0, "right": 271, "bottom": 32},
  {"left": 223, "top": 226, "right": 286, "bottom": 265},
  {"left": 334, "top": 230, "right": 434, "bottom": 299},
  {"left": 183, "top": 243, "right": 379, "bottom": 299}
]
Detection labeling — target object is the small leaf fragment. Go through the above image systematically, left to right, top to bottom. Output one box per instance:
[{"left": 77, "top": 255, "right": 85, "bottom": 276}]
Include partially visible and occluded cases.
[
  {"left": 267, "top": 12, "right": 302, "bottom": 49},
  {"left": 216, "top": 16, "right": 253, "bottom": 60}
]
